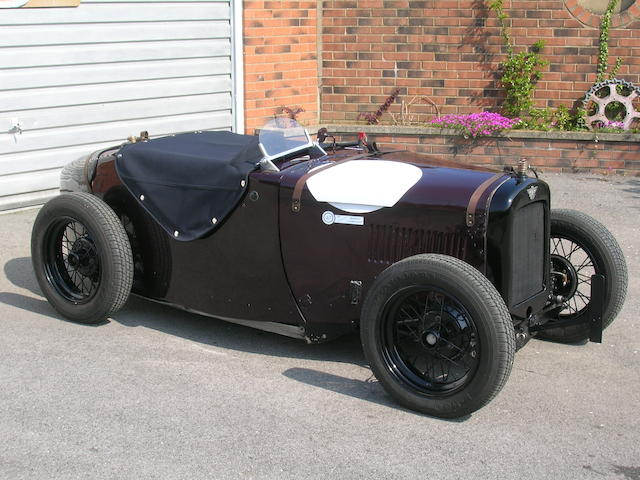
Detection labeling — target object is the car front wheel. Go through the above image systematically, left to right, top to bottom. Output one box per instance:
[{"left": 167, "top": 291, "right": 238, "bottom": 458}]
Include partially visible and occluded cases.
[
  {"left": 538, "top": 209, "right": 627, "bottom": 343},
  {"left": 360, "top": 254, "right": 515, "bottom": 418}
]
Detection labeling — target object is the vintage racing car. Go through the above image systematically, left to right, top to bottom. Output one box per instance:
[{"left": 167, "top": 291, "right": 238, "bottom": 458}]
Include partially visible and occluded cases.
[{"left": 31, "top": 119, "right": 628, "bottom": 418}]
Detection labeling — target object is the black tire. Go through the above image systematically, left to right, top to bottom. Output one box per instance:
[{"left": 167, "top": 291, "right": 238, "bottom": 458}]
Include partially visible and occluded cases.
[
  {"left": 107, "top": 188, "right": 172, "bottom": 298},
  {"left": 31, "top": 192, "right": 134, "bottom": 324},
  {"left": 538, "top": 209, "right": 627, "bottom": 343},
  {"left": 360, "top": 254, "right": 515, "bottom": 418}
]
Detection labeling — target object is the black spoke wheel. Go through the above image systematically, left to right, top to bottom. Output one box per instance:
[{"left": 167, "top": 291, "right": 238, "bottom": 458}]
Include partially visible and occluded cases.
[
  {"left": 106, "top": 187, "right": 172, "bottom": 298},
  {"left": 32, "top": 193, "right": 133, "bottom": 324},
  {"left": 539, "top": 210, "right": 627, "bottom": 343},
  {"left": 44, "top": 218, "right": 102, "bottom": 303},
  {"left": 550, "top": 237, "right": 595, "bottom": 317},
  {"left": 361, "top": 254, "right": 515, "bottom": 418},
  {"left": 382, "top": 287, "right": 480, "bottom": 396}
]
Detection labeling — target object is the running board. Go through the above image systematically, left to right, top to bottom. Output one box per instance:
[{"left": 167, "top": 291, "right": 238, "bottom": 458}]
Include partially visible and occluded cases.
[{"left": 132, "top": 294, "right": 306, "bottom": 340}]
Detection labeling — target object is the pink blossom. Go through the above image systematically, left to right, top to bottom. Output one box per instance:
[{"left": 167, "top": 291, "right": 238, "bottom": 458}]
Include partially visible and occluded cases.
[{"left": 430, "top": 112, "right": 520, "bottom": 137}]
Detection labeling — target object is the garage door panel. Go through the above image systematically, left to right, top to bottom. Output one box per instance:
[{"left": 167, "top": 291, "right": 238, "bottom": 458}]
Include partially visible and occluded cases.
[
  {"left": 0, "top": 0, "right": 236, "bottom": 211},
  {"left": 82, "top": 0, "right": 228, "bottom": 3},
  {"left": 0, "top": 3, "right": 229, "bottom": 25},
  {"left": 0, "top": 21, "right": 231, "bottom": 48},
  {"left": 0, "top": 39, "right": 231, "bottom": 70},
  {"left": 0, "top": 58, "right": 231, "bottom": 91},
  {"left": 0, "top": 76, "right": 232, "bottom": 112},
  {"left": 0, "top": 93, "right": 231, "bottom": 135},
  {"left": 1, "top": 111, "right": 232, "bottom": 155},
  {"left": 0, "top": 144, "right": 117, "bottom": 177},
  {"left": 0, "top": 170, "right": 61, "bottom": 198}
]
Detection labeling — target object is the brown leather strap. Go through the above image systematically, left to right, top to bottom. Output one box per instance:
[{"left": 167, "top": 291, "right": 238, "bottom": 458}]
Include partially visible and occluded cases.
[
  {"left": 291, "top": 152, "right": 373, "bottom": 212},
  {"left": 466, "top": 173, "right": 508, "bottom": 227}
]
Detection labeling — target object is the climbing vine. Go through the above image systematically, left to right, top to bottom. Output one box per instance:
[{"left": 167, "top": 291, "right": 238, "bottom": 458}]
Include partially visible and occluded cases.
[
  {"left": 489, "top": 0, "right": 548, "bottom": 117},
  {"left": 597, "top": 0, "right": 623, "bottom": 82}
]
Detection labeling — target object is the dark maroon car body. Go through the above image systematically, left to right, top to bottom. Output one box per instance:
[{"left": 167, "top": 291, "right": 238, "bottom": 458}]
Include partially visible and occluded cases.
[
  {"left": 38, "top": 121, "right": 627, "bottom": 418},
  {"left": 86, "top": 145, "right": 550, "bottom": 345}
]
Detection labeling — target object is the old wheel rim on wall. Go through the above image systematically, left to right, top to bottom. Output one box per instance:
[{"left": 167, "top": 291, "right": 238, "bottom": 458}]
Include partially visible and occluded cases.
[
  {"left": 44, "top": 217, "right": 101, "bottom": 304},
  {"left": 380, "top": 286, "right": 481, "bottom": 396}
]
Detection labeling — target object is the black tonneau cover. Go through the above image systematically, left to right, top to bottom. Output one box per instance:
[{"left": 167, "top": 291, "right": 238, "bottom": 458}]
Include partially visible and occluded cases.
[{"left": 116, "top": 131, "right": 262, "bottom": 241}]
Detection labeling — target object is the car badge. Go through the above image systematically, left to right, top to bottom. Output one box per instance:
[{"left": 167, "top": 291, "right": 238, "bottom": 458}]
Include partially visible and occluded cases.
[
  {"left": 527, "top": 185, "right": 538, "bottom": 200},
  {"left": 321, "top": 211, "right": 364, "bottom": 226},
  {"left": 322, "top": 211, "right": 335, "bottom": 225}
]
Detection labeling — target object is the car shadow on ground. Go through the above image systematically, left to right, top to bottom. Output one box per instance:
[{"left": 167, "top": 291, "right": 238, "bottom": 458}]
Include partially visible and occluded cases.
[
  {"left": 621, "top": 179, "right": 640, "bottom": 204},
  {"left": 4, "top": 255, "right": 436, "bottom": 416},
  {"left": 3, "top": 256, "right": 367, "bottom": 364},
  {"left": 4, "top": 257, "right": 41, "bottom": 295},
  {"left": 0, "top": 291, "right": 59, "bottom": 319},
  {"left": 118, "top": 294, "right": 368, "bottom": 366},
  {"left": 280, "top": 367, "right": 470, "bottom": 422}
]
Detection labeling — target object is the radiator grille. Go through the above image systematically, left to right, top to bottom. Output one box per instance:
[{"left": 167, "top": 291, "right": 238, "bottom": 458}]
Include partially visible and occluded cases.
[
  {"left": 510, "top": 202, "right": 545, "bottom": 304},
  {"left": 368, "top": 224, "right": 467, "bottom": 264}
]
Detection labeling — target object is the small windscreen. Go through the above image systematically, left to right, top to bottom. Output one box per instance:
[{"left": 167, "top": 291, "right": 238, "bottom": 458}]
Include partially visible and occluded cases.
[{"left": 259, "top": 118, "right": 310, "bottom": 157}]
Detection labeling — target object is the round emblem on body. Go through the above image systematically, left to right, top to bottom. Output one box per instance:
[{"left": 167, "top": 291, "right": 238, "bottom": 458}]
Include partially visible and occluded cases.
[{"left": 322, "top": 211, "right": 335, "bottom": 225}]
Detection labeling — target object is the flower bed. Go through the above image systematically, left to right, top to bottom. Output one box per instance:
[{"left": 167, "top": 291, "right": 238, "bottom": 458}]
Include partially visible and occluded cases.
[
  {"left": 429, "top": 112, "right": 520, "bottom": 138},
  {"left": 320, "top": 125, "right": 640, "bottom": 176}
]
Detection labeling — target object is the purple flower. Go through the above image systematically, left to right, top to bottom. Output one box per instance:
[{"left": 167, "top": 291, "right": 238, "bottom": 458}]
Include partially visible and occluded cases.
[{"left": 430, "top": 112, "right": 518, "bottom": 137}]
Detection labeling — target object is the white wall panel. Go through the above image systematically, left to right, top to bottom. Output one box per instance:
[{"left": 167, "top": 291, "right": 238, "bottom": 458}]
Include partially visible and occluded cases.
[
  {"left": 0, "top": 0, "right": 236, "bottom": 210},
  {"left": 0, "top": 3, "right": 228, "bottom": 25},
  {"left": 0, "top": 21, "right": 230, "bottom": 47},
  {"left": 0, "top": 39, "right": 230, "bottom": 69},
  {"left": 0, "top": 58, "right": 231, "bottom": 91},
  {"left": 1, "top": 77, "right": 231, "bottom": 112},
  {"left": 0, "top": 93, "right": 231, "bottom": 137},
  {"left": 1, "top": 111, "right": 232, "bottom": 155}
]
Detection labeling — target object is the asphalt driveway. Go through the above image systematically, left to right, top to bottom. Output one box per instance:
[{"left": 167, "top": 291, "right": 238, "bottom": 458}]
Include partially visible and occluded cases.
[{"left": 0, "top": 173, "right": 639, "bottom": 480}]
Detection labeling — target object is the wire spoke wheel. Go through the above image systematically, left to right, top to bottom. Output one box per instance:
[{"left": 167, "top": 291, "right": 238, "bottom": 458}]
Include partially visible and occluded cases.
[
  {"left": 108, "top": 190, "right": 173, "bottom": 298},
  {"left": 31, "top": 192, "right": 134, "bottom": 324},
  {"left": 538, "top": 210, "right": 627, "bottom": 343},
  {"left": 118, "top": 212, "right": 146, "bottom": 287},
  {"left": 45, "top": 218, "right": 101, "bottom": 303},
  {"left": 550, "top": 236, "right": 596, "bottom": 317},
  {"left": 360, "top": 254, "right": 514, "bottom": 418},
  {"left": 382, "top": 287, "right": 480, "bottom": 396}
]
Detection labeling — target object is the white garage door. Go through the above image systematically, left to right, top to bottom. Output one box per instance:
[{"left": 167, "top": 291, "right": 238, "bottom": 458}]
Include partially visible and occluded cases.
[{"left": 0, "top": 0, "right": 242, "bottom": 211}]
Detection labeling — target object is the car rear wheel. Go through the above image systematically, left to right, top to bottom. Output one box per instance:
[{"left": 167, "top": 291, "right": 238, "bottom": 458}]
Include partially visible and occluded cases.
[
  {"left": 106, "top": 188, "right": 172, "bottom": 298},
  {"left": 31, "top": 192, "right": 133, "bottom": 324},
  {"left": 537, "top": 209, "right": 627, "bottom": 343},
  {"left": 360, "top": 254, "right": 515, "bottom": 418}
]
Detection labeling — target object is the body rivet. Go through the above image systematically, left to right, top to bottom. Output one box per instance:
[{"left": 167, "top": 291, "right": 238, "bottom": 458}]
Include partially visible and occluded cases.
[
  {"left": 140, "top": 195, "right": 145, "bottom": 201},
  {"left": 212, "top": 218, "right": 217, "bottom": 224},
  {"left": 174, "top": 231, "right": 179, "bottom": 237}
]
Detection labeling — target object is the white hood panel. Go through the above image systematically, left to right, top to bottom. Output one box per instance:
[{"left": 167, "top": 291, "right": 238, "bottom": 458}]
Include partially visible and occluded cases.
[{"left": 306, "top": 160, "right": 422, "bottom": 210}]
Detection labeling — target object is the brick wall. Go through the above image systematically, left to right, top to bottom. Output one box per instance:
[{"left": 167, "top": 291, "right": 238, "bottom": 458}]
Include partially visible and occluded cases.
[
  {"left": 320, "top": 0, "right": 640, "bottom": 123},
  {"left": 243, "top": 1, "right": 320, "bottom": 132},
  {"left": 327, "top": 125, "right": 640, "bottom": 175}
]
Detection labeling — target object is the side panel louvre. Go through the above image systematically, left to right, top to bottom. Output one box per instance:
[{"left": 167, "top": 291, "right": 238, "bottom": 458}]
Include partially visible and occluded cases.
[{"left": 368, "top": 224, "right": 467, "bottom": 264}]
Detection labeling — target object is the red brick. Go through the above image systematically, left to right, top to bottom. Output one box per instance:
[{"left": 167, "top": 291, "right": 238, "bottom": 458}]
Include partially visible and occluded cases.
[{"left": 244, "top": 0, "right": 640, "bottom": 158}]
